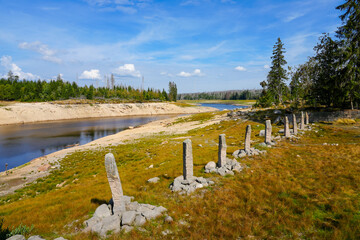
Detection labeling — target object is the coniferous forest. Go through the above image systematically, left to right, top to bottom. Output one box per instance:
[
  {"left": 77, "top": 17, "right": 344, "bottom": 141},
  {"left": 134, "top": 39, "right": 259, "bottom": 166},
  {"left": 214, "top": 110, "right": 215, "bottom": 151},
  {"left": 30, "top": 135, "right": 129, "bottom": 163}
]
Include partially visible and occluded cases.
[
  {"left": 257, "top": 1, "right": 360, "bottom": 109},
  {"left": 0, "top": 73, "right": 170, "bottom": 102}
]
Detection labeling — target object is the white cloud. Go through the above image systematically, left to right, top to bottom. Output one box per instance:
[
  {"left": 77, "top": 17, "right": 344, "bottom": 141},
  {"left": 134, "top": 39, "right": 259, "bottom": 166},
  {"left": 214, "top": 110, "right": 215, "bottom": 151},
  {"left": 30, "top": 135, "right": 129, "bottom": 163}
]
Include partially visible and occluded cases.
[
  {"left": 284, "top": 12, "right": 305, "bottom": 22},
  {"left": 19, "top": 41, "right": 62, "bottom": 64},
  {"left": 0, "top": 56, "right": 39, "bottom": 79},
  {"left": 113, "top": 64, "right": 141, "bottom": 78},
  {"left": 264, "top": 64, "right": 270, "bottom": 69},
  {"left": 235, "top": 66, "right": 246, "bottom": 71},
  {"left": 79, "top": 69, "right": 101, "bottom": 79},
  {"left": 177, "top": 69, "right": 204, "bottom": 77},
  {"left": 160, "top": 71, "right": 173, "bottom": 77}
]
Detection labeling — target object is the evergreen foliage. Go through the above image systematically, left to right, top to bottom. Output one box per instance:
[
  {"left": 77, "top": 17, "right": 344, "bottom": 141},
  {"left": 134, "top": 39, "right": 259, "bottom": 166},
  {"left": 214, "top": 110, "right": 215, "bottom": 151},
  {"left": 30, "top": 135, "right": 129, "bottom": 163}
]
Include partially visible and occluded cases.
[
  {"left": 0, "top": 74, "right": 168, "bottom": 102},
  {"left": 168, "top": 81, "right": 177, "bottom": 102}
]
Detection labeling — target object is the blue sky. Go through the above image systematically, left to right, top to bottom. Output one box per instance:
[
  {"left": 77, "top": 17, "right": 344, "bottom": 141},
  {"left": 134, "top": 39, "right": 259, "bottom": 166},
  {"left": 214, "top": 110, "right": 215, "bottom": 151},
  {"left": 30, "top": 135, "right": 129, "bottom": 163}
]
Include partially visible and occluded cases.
[{"left": 0, "top": 0, "right": 343, "bottom": 93}]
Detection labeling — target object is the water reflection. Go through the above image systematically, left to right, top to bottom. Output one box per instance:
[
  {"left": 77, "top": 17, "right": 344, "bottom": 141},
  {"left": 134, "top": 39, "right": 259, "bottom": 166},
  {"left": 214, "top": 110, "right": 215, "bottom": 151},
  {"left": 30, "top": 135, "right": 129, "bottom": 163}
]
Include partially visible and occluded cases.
[
  {"left": 200, "top": 103, "right": 248, "bottom": 111},
  {"left": 0, "top": 115, "right": 173, "bottom": 171}
]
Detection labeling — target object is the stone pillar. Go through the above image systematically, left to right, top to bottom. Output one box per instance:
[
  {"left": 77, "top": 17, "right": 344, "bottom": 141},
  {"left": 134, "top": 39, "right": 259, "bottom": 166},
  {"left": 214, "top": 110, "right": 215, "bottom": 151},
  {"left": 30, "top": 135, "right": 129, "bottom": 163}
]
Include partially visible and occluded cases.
[
  {"left": 300, "top": 111, "right": 305, "bottom": 130},
  {"left": 305, "top": 112, "right": 309, "bottom": 125},
  {"left": 292, "top": 114, "right": 298, "bottom": 135},
  {"left": 284, "top": 116, "right": 290, "bottom": 138},
  {"left": 265, "top": 120, "right": 272, "bottom": 144},
  {"left": 245, "top": 125, "right": 251, "bottom": 152},
  {"left": 218, "top": 134, "right": 227, "bottom": 167},
  {"left": 183, "top": 139, "right": 193, "bottom": 180},
  {"left": 105, "top": 153, "right": 124, "bottom": 213}
]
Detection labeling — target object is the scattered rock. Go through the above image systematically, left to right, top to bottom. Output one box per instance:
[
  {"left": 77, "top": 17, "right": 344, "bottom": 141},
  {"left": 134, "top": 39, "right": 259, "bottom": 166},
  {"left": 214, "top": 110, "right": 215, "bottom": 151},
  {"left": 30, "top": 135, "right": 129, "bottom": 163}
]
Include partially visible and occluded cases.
[
  {"left": 259, "top": 130, "right": 265, "bottom": 136},
  {"left": 147, "top": 164, "right": 153, "bottom": 169},
  {"left": 170, "top": 176, "right": 214, "bottom": 194},
  {"left": 147, "top": 177, "right": 160, "bottom": 183},
  {"left": 93, "top": 204, "right": 111, "bottom": 219},
  {"left": 122, "top": 211, "right": 136, "bottom": 226},
  {"left": 164, "top": 215, "right": 174, "bottom": 223},
  {"left": 162, "top": 229, "right": 173, "bottom": 236},
  {"left": 54, "top": 237, "right": 68, "bottom": 240}
]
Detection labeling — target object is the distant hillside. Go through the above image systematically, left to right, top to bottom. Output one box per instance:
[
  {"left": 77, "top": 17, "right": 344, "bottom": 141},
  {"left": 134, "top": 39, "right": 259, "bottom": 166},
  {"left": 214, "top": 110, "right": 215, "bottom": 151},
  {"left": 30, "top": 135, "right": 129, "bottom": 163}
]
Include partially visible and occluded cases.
[{"left": 178, "top": 89, "right": 261, "bottom": 100}]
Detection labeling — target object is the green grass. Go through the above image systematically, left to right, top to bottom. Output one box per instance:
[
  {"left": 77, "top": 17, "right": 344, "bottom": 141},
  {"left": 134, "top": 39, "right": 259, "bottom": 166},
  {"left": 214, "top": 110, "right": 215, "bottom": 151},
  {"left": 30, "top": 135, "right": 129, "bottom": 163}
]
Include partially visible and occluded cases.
[{"left": 0, "top": 112, "right": 359, "bottom": 239}]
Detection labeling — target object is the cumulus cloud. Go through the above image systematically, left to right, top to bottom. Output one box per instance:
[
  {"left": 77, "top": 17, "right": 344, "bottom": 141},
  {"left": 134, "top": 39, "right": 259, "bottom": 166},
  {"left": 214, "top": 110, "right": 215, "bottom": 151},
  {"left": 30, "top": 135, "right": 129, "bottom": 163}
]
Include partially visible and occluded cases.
[
  {"left": 19, "top": 41, "right": 62, "bottom": 64},
  {"left": 0, "top": 56, "right": 39, "bottom": 79},
  {"left": 113, "top": 64, "right": 141, "bottom": 78},
  {"left": 264, "top": 64, "right": 270, "bottom": 69},
  {"left": 235, "top": 66, "right": 246, "bottom": 71},
  {"left": 79, "top": 69, "right": 101, "bottom": 79},
  {"left": 177, "top": 69, "right": 204, "bottom": 77}
]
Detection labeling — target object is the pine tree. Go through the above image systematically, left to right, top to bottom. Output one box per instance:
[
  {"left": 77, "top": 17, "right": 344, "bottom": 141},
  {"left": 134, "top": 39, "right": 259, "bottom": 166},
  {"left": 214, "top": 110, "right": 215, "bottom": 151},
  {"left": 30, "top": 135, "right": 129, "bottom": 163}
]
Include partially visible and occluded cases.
[
  {"left": 336, "top": 0, "right": 360, "bottom": 109},
  {"left": 267, "top": 38, "right": 288, "bottom": 105}
]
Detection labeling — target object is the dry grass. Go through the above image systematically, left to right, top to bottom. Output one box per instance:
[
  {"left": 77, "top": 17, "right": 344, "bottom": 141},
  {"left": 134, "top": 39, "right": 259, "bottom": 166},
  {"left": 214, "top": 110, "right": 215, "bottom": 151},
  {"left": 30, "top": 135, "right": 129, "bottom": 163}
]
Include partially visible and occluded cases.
[
  {"left": 0, "top": 113, "right": 359, "bottom": 239},
  {"left": 335, "top": 118, "right": 357, "bottom": 125}
]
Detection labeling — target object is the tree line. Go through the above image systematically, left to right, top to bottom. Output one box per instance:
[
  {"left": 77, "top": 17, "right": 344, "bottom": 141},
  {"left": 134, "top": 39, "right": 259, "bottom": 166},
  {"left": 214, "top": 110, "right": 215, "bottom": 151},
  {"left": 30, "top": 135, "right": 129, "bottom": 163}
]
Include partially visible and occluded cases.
[
  {"left": 256, "top": 0, "right": 360, "bottom": 109},
  {"left": 0, "top": 73, "right": 176, "bottom": 102},
  {"left": 178, "top": 89, "right": 261, "bottom": 100}
]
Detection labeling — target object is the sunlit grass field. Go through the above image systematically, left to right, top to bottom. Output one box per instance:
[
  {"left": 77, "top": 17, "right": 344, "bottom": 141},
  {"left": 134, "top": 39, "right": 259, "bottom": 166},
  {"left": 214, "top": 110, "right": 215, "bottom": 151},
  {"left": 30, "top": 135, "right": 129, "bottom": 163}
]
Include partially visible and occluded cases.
[{"left": 0, "top": 112, "right": 359, "bottom": 239}]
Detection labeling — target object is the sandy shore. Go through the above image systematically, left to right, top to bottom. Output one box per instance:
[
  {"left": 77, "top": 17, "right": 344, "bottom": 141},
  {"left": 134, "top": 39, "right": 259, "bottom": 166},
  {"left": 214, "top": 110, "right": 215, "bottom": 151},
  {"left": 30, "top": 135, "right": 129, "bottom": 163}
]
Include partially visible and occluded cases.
[
  {"left": 0, "top": 102, "right": 214, "bottom": 126},
  {"left": 0, "top": 103, "right": 221, "bottom": 196}
]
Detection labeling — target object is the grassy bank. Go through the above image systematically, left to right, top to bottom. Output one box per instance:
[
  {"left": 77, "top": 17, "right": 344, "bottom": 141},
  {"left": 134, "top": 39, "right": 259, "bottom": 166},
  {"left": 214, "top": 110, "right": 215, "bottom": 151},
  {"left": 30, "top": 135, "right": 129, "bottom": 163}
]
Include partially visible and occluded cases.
[{"left": 0, "top": 112, "right": 359, "bottom": 239}]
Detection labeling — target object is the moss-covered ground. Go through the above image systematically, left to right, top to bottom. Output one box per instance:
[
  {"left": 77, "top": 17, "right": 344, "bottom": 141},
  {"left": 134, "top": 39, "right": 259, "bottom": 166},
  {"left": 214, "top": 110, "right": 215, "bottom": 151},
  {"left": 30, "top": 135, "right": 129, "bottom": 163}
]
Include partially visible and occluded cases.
[{"left": 0, "top": 111, "right": 359, "bottom": 239}]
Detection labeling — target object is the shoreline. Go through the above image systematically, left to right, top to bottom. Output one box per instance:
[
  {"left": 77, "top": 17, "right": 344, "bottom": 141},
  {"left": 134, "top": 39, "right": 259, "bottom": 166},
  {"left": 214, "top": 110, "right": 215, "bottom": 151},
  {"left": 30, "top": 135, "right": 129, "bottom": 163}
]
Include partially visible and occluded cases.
[
  {"left": 0, "top": 102, "right": 214, "bottom": 126},
  {"left": 0, "top": 104, "right": 221, "bottom": 196}
]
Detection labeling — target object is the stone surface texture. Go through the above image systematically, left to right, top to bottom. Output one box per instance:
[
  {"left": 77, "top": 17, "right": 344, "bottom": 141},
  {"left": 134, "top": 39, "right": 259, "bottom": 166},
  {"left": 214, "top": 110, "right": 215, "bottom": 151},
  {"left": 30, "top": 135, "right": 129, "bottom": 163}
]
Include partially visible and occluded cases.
[
  {"left": 300, "top": 111, "right": 305, "bottom": 130},
  {"left": 305, "top": 112, "right": 309, "bottom": 125},
  {"left": 292, "top": 114, "right": 298, "bottom": 135},
  {"left": 284, "top": 116, "right": 291, "bottom": 138},
  {"left": 265, "top": 120, "right": 275, "bottom": 145},
  {"left": 244, "top": 125, "right": 251, "bottom": 152},
  {"left": 217, "top": 134, "right": 227, "bottom": 168},
  {"left": 183, "top": 139, "right": 193, "bottom": 180},
  {"left": 105, "top": 153, "right": 124, "bottom": 213},
  {"left": 6, "top": 236, "right": 26, "bottom": 240}
]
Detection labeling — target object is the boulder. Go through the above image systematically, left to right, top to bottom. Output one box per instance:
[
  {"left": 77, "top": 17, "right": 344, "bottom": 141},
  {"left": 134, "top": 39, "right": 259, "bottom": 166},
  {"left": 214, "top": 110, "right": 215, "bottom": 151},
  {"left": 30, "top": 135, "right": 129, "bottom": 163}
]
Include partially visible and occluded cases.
[
  {"left": 205, "top": 161, "right": 216, "bottom": 170},
  {"left": 94, "top": 204, "right": 111, "bottom": 219},
  {"left": 142, "top": 209, "right": 162, "bottom": 220},
  {"left": 122, "top": 211, "right": 136, "bottom": 226},
  {"left": 134, "top": 214, "right": 146, "bottom": 226},
  {"left": 99, "top": 215, "right": 121, "bottom": 237},
  {"left": 164, "top": 215, "right": 173, "bottom": 223},
  {"left": 121, "top": 225, "right": 134, "bottom": 233},
  {"left": 7, "top": 236, "right": 26, "bottom": 240},
  {"left": 28, "top": 236, "right": 46, "bottom": 240},
  {"left": 54, "top": 238, "right": 68, "bottom": 240}
]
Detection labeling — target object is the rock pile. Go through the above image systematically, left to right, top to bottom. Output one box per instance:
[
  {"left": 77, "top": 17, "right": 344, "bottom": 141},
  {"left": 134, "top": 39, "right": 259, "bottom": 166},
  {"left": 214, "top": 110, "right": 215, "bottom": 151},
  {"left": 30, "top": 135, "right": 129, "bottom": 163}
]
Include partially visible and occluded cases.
[
  {"left": 233, "top": 125, "right": 265, "bottom": 158},
  {"left": 204, "top": 134, "right": 243, "bottom": 176},
  {"left": 169, "top": 139, "right": 214, "bottom": 194},
  {"left": 83, "top": 153, "right": 167, "bottom": 237},
  {"left": 84, "top": 197, "right": 167, "bottom": 237}
]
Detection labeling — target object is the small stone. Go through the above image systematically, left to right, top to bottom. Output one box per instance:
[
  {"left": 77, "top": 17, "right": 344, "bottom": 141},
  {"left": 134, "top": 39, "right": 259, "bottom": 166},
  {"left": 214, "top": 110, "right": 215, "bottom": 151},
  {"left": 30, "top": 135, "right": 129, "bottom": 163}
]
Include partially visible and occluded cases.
[
  {"left": 259, "top": 130, "right": 265, "bottom": 136},
  {"left": 198, "top": 144, "right": 203, "bottom": 147},
  {"left": 205, "top": 161, "right": 216, "bottom": 170},
  {"left": 148, "top": 164, "right": 153, "bottom": 169},
  {"left": 217, "top": 167, "right": 226, "bottom": 176},
  {"left": 147, "top": 177, "right": 160, "bottom": 183},
  {"left": 94, "top": 204, "right": 111, "bottom": 219},
  {"left": 142, "top": 209, "right": 162, "bottom": 220},
  {"left": 122, "top": 211, "right": 136, "bottom": 226},
  {"left": 164, "top": 215, "right": 174, "bottom": 223},
  {"left": 162, "top": 229, "right": 173, "bottom": 236},
  {"left": 54, "top": 238, "right": 68, "bottom": 240}
]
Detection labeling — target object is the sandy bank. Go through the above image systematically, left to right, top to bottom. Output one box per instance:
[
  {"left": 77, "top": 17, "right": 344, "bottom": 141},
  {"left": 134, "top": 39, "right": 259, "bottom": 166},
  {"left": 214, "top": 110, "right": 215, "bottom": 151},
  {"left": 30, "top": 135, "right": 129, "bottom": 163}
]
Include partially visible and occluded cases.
[{"left": 0, "top": 102, "right": 215, "bottom": 126}]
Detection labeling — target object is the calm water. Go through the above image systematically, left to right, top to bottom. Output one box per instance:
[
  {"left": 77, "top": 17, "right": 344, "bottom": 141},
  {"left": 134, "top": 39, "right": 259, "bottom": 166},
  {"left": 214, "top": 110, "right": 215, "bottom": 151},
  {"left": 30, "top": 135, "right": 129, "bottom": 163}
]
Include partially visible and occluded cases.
[
  {"left": 200, "top": 103, "right": 248, "bottom": 111},
  {"left": 0, "top": 115, "right": 173, "bottom": 171}
]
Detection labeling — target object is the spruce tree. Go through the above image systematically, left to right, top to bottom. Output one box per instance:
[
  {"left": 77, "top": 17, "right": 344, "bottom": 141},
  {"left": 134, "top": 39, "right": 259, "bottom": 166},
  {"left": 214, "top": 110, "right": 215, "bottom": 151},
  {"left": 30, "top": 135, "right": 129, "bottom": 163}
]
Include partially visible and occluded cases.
[
  {"left": 336, "top": 0, "right": 360, "bottom": 109},
  {"left": 267, "top": 38, "right": 288, "bottom": 105}
]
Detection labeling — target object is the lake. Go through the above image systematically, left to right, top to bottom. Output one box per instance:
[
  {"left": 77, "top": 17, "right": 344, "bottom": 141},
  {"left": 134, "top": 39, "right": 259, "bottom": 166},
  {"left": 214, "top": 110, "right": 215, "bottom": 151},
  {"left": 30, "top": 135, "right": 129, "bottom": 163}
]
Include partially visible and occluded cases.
[{"left": 0, "top": 115, "right": 173, "bottom": 171}]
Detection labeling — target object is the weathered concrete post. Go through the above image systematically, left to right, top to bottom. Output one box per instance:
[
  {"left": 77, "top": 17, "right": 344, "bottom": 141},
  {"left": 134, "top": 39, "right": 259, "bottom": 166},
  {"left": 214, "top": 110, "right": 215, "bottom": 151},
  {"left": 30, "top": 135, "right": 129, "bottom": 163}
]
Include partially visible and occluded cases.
[
  {"left": 300, "top": 111, "right": 305, "bottom": 130},
  {"left": 305, "top": 112, "right": 309, "bottom": 125},
  {"left": 292, "top": 114, "right": 298, "bottom": 135},
  {"left": 284, "top": 116, "right": 291, "bottom": 138},
  {"left": 265, "top": 120, "right": 272, "bottom": 144},
  {"left": 245, "top": 125, "right": 251, "bottom": 152},
  {"left": 218, "top": 134, "right": 227, "bottom": 168},
  {"left": 183, "top": 139, "right": 193, "bottom": 180},
  {"left": 105, "top": 153, "right": 124, "bottom": 213}
]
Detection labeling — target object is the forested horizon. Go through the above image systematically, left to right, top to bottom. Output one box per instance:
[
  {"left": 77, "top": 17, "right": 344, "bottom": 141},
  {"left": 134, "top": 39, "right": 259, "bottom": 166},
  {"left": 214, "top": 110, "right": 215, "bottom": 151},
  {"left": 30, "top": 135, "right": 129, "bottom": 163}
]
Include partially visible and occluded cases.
[{"left": 0, "top": 73, "right": 170, "bottom": 102}]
